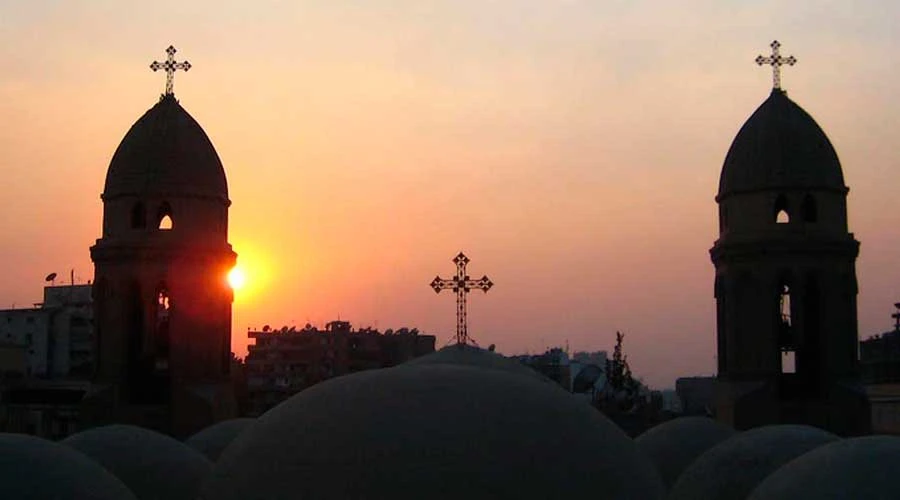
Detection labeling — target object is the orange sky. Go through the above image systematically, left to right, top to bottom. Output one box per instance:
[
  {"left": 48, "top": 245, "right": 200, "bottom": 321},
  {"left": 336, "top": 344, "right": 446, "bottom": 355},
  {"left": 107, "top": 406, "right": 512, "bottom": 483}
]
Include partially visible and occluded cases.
[{"left": 1, "top": 1, "right": 898, "bottom": 388}]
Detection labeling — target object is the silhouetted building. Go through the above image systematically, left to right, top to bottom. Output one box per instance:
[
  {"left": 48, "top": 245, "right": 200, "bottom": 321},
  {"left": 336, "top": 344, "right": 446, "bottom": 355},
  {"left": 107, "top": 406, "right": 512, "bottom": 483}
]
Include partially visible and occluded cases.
[
  {"left": 710, "top": 83, "right": 869, "bottom": 434},
  {"left": 85, "top": 91, "right": 238, "bottom": 436},
  {"left": 0, "top": 283, "right": 93, "bottom": 438},
  {"left": 860, "top": 303, "right": 900, "bottom": 384},
  {"left": 245, "top": 321, "right": 434, "bottom": 415},
  {"left": 515, "top": 348, "right": 571, "bottom": 389},
  {"left": 676, "top": 376, "right": 715, "bottom": 416}
]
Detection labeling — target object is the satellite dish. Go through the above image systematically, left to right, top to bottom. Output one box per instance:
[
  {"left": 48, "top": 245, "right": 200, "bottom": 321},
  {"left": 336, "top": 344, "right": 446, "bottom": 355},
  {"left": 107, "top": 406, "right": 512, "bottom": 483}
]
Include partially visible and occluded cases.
[{"left": 45, "top": 273, "right": 57, "bottom": 282}]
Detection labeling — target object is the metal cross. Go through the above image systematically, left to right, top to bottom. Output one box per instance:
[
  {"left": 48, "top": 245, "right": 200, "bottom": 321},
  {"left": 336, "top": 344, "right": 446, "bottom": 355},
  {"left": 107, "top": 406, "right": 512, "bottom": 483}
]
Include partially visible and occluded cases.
[
  {"left": 755, "top": 40, "right": 796, "bottom": 90},
  {"left": 150, "top": 45, "right": 191, "bottom": 96},
  {"left": 430, "top": 252, "right": 493, "bottom": 346}
]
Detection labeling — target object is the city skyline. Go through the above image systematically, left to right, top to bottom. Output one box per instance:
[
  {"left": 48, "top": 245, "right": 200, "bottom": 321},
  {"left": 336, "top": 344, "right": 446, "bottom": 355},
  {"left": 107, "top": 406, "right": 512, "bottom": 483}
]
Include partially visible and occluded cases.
[{"left": 2, "top": 1, "right": 899, "bottom": 388}]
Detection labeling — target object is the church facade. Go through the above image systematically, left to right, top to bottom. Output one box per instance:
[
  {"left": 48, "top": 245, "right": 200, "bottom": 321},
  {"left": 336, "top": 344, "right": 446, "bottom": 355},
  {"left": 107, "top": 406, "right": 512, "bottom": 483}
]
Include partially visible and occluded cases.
[
  {"left": 710, "top": 43, "right": 869, "bottom": 435},
  {"left": 84, "top": 49, "right": 238, "bottom": 436}
]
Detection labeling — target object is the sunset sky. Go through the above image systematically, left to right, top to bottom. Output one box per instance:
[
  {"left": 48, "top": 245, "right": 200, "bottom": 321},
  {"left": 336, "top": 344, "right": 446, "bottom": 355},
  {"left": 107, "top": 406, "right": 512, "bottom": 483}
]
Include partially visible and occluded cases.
[{"left": 1, "top": 1, "right": 898, "bottom": 388}]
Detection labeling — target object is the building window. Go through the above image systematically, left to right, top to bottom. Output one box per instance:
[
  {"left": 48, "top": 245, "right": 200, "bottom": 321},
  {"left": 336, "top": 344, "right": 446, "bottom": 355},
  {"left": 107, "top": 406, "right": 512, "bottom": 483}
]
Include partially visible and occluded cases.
[
  {"left": 774, "top": 194, "right": 791, "bottom": 224},
  {"left": 802, "top": 194, "right": 817, "bottom": 223},
  {"left": 131, "top": 202, "right": 146, "bottom": 229},
  {"left": 157, "top": 203, "right": 174, "bottom": 230}
]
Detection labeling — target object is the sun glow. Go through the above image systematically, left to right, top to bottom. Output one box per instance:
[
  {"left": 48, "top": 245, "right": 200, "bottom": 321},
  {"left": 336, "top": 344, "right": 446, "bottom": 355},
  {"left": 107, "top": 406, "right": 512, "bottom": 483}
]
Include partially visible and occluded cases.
[{"left": 228, "top": 267, "right": 247, "bottom": 290}]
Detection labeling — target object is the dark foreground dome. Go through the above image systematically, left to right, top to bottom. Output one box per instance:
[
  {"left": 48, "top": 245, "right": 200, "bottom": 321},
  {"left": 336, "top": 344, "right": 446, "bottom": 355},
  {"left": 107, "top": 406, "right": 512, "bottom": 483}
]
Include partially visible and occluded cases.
[
  {"left": 718, "top": 89, "right": 845, "bottom": 199},
  {"left": 103, "top": 94, "right": 228, "bottom": 201},
  {"left": 404, "top": 343, "right": 554, "bottom": 385},
  {"left": 201, "top": 364, "right": 665, "bottom": 499},
  {"left": 635, "top": 417, "right": 736, "bottom": 490},
  {"left": 186, "top": 418, "right": 255, "bottom": 461},
  {"left": 63, "top": 424, "right": 213, "bottom": 500},
  {"left": 668, "top": 424, "right": 838, "bottom": 500},
  {"left": 0, "top": 433, "right": 137, "bottom": 500},
  {"left": 749, "top": 436, "right": 900, "bottom": 499}
]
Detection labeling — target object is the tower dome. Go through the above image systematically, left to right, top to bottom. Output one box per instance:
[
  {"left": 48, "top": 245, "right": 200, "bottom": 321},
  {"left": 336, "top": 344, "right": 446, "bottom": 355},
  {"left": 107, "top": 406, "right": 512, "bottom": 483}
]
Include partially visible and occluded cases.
[
  {"left": 717, "top": 89, "right": 845, "bottom": 200},
  {"left": 103, "top": 94, "right": 228, "bottom": 203}
]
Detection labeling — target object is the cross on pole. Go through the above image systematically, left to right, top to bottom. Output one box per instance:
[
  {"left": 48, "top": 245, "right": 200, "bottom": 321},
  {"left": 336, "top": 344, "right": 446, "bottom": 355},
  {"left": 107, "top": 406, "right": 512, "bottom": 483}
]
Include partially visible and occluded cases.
[
  {"left": 755, "top": 40, "right": 796, "bottom": 90},
  {"left": 150, "top": 45, "right": 191, "bottom": 96},
  {"left": 430, "top": 252, "right": 493, "bottom": 346}
]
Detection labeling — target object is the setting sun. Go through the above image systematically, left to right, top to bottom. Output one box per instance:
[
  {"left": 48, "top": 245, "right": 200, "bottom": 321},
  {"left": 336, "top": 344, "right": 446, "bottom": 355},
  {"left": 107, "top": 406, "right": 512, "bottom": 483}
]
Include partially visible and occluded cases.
[{"left": 228, "top": 267, "right": 247, "bottom": 290}]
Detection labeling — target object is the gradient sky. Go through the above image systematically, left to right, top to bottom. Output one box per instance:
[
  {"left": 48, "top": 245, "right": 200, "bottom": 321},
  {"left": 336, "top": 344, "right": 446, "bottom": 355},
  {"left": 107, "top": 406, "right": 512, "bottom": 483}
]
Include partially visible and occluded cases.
[{"left": 1, "top": 1, "right": 898, "bottom": 388}]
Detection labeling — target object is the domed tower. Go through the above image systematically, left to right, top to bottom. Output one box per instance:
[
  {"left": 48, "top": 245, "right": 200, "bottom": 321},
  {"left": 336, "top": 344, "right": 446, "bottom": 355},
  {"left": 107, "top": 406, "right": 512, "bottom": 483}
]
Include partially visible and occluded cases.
[
  {"left": 710, "top": 42, "right": 869, "bottom": 435},
  {"left": 86, "top": 47, "right": 237, "bottom": 436}
]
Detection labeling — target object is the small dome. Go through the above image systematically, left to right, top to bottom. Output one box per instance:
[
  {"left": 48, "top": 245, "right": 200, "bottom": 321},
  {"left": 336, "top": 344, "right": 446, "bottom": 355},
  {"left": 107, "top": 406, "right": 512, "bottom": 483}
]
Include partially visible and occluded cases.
[
  {"left": 718, "top": 89, "right": 845, "bottom": 200},
  {"left": 103, "top": 95, "right": 228, "bottom": 202},
  {"left": 404, "top": 344, "right": 554, "bottom": 385},
  {"left": 202, "top": 364, "right": 665, "bottom": 499},
  {"left": 634, "top": 417, "right": 736, "bottom": 490},
  {"left": 186, "top": 418, "right": 255, "bottom": 461},
  {"left": 63, "top": 424, "right": 212, "bottom": 500},
  {"left": 668, "top": 424, "right": 839, "bottom": 500},
  {"left": 0, "top": 433, "right": 137, "bottom": 500},
  {"left": 748, "top": 436, "right": 900, "bottom": 499}
]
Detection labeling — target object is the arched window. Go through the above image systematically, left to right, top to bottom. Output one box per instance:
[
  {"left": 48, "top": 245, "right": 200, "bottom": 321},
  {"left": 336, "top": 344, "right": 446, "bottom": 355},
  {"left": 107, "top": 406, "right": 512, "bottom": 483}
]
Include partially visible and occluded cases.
[
  {"left": 774, "top": 194, "right": 790, "bottom": 224},
  {"left": 802, "top": 194, "right": 817, "bottom": 223},
  {"left": 130, "top": 202, "right": 146, "bottom": 229},
  {"left": 157, "top": 203, "right": 173, "bottom": 230},
  {"left": 777, "top": 275, "right": 796, "bottom": 374}
]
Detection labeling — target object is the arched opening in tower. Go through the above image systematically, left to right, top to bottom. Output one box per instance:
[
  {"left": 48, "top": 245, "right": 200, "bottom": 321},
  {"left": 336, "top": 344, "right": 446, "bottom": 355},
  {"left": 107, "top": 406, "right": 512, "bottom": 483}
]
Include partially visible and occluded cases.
[
  {"left": 774, "top": 194, "right": 791, "bottom": 224},
  {"left": 802, "top": 194, "right": 818, "bottom": 223},
  {"left": 130, "top": 202, "right": 146, "bottom": 229},
  {"left": 157, "top": 202, "right": 174, "bottom": 230},
  {"left": 778, "top": 280, "right": 796, "bottom": 374}
]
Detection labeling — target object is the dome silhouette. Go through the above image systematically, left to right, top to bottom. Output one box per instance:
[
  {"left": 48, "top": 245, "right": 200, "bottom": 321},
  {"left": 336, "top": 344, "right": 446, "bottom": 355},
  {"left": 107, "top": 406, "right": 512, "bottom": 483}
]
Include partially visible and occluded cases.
[
  {"left": 718, "top": 89, "right": 845, "bottom": 199},
  {"left": 104, "top": 94, "right": 228, "bottom": 202},
  {"left": 404, "top": 343, "right": 553, "bottom": 385},
  {"left": 202, "top": 364, "right": 665, "bottom": 499},
  {"left": 635, "top": 417, "right": 736, "bottom": 490},
  {"left": 186, "top": 418, "right": 255, "bottom": 461},
  {"left": 63, "top": 424, "right": 213, "bottom": 500},
  {"left": 668, "top": 424, "right": 839, "bottom": 500},
  {"left": 0, "top": 432, "right": 137, "bottom": 500},
  {"left": 748, "top": 435, "right": 900, "bottom": 499}
]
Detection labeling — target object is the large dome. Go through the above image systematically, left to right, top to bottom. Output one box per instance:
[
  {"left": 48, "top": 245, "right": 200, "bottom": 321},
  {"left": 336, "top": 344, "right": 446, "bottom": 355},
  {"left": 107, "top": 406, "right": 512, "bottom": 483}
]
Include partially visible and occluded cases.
[
  {"left": 718, "top": 89, "right": 845, "bottom": 199},
  {"left": 103, "top": 94, "right": 228, "bottom": 202},
  {"left": 404, "top": 344, "right": 555, "bottom": 385},
  {"left": 201, "top": 364, "right": 665, "bottom": 499},
  {"left": 635, "top": 417, "right": 736, "bottom": 491},
  {"left": 186, "top": 418, "right": 255, "bottom": 462},
  {"left": 62, "top": 424, "right": 213, "bottom": 500},
  {"left": 668, "top": 424, "right": 838, "bottom": 500},
  {"left": 0, "top": 433, "right": 137, "bottom": 499},
  {"left": 748, "top": 436, "right": 900, "bottom": 499}
]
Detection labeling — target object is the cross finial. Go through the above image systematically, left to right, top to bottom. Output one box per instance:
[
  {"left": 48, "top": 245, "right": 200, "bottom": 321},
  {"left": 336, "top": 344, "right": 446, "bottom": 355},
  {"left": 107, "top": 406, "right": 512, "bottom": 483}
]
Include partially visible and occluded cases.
[
  {"left": 755, "top": 40, "right": 796, "bottom": 90},
  {"left": 150, "top": 45, "right": 191, "bottom": 96},
  {"left": 430, "top": 252, "right": 493, "bottom": 346}
]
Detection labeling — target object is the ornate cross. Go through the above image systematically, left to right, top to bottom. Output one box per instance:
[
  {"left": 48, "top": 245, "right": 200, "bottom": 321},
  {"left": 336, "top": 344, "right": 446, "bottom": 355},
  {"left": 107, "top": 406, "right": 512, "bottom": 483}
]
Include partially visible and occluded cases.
[
  {"left": 755, "top": 40, "right": 796, "bottom": 90},
  {"left": 150, "top": 45, "right": 191, "bottom": 96},
  {"left": 430, "top": 252, "right": 493, "bottom": 346}
]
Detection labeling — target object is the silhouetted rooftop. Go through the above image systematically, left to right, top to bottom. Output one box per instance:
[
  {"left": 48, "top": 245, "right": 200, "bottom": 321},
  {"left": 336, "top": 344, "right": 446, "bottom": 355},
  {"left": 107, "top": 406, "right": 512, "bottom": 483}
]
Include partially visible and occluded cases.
[
  {"left": 718, "top": 89, "right": 845, "bottom": 200},
  {"left": 103, "top": 94, "right": 228, "bottom": 202}
]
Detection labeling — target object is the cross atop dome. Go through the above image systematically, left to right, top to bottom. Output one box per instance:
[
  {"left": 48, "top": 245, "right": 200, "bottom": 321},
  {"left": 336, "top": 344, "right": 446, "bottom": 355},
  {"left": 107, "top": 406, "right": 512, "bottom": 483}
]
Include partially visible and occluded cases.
[
  {"left": 755, "top": 40, "right": 796, "bottom": 90},
  {"left": 150, "top": 45, "right": 191, "bottom": 96}
]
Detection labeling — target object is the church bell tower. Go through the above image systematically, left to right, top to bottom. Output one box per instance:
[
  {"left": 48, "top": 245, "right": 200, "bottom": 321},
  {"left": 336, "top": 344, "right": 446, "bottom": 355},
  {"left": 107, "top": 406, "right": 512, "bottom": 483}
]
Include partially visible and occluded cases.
[
  {"left": 710, "top": 42, "right": 869, "bottom": 435},
  {"left": 86, "top": 46, "right": 237, "bottom": 436}
]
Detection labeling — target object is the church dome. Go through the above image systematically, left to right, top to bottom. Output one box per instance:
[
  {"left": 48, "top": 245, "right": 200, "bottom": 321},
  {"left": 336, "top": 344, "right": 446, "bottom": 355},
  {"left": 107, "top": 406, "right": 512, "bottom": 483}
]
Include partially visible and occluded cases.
[
  {"left": 718, "top": 89, "right": 845, "bottom": 200},
  {"left": 103, "top": 95, "right": 228, "bottom": 202},
  {"left": 404, "top": 343, "right": 555, "bottom": 385},
  {"left": 201, "top": 364, "right": 665, "bottom": 499},
  {"left": 635, "top": 417, "right": 736, "bottom": 491},
  {"left": 186, "top": 418, "right": 255, "bottom": 462},
  {"left": 62, "top": 424, "right": 213, "bottom": 500},
  {"left": 668, "top": 424, "right": 838, "bottom": 500},
  {"left": 0, "top": 433, "right": 137, "bottom": 499},
  {"left": 748, "top": 436, "right": 900, "bottom": 499}
]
